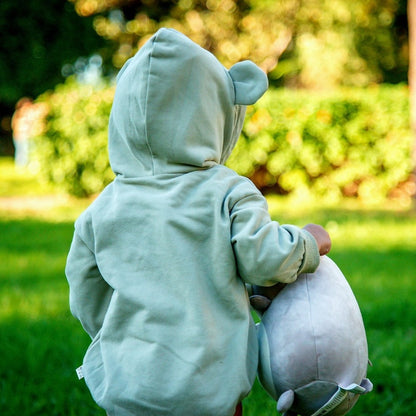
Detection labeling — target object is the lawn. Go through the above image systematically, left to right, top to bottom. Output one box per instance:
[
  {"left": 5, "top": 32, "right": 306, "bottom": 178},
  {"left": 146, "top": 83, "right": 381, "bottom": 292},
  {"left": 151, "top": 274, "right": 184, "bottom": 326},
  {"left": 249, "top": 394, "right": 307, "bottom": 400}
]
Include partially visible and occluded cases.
[{"left": 1, "top": 157, "right": 416, "bottom": 415}]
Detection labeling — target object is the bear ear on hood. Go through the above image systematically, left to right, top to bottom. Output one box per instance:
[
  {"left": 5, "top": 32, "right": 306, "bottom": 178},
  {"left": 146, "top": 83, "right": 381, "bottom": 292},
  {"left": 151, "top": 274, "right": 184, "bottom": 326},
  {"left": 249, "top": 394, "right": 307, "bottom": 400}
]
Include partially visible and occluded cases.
[{"left": 228, "top": 60, "right": 268, "bottom": 105}]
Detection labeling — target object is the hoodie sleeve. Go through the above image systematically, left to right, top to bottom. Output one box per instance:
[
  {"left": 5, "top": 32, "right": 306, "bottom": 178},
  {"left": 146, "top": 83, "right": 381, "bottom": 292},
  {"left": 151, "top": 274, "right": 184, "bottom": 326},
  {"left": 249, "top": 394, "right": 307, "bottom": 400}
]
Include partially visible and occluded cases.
[
  {"left": 228, "top": 178, "right": 320, "bottom": 286},
  {"left": 65, "top": 222, "right": 113, "bottom": 339}
]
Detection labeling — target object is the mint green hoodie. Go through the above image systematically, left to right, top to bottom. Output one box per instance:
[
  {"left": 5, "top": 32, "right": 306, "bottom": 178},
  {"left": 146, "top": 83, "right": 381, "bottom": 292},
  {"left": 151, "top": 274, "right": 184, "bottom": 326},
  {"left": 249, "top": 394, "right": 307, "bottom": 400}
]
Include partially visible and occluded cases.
[{"left": 65, "top": 28, "right": 320, "bottom": 416}]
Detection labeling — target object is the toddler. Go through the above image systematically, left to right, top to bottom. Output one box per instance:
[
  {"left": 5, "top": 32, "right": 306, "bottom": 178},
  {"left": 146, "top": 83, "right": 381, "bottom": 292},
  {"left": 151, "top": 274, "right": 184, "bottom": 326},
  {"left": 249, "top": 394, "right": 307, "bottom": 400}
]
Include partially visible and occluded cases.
[{"left": 66, "top": 28, "right": 330, "bottom": 416}]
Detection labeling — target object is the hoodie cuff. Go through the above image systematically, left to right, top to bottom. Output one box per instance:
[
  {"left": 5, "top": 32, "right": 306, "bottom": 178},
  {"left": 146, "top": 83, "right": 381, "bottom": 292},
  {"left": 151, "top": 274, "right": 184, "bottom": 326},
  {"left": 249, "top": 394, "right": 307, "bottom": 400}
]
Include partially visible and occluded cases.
[{"left": 298, "top": 229, "right": 320, "bottom": 275}]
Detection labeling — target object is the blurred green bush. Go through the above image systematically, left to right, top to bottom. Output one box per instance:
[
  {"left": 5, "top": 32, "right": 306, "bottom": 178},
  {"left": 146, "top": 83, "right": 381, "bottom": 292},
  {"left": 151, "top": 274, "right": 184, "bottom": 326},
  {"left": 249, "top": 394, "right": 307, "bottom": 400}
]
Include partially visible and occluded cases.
[
  {"left": 33, "top": 79, "right": 115, "bottom": 197},
  {"left": 33, "top": 80, "right": 414, "bottom": 202},
  {"left": 229, "top": 85, "right": 414, "bottom": 203}
]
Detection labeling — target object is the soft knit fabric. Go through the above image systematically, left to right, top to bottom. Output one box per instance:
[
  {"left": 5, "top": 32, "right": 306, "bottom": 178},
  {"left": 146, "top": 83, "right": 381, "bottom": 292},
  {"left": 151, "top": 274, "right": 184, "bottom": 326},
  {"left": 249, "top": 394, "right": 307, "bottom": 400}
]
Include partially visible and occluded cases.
[{"left": 65, "top": 28, "right": 320, "bottom": 416}]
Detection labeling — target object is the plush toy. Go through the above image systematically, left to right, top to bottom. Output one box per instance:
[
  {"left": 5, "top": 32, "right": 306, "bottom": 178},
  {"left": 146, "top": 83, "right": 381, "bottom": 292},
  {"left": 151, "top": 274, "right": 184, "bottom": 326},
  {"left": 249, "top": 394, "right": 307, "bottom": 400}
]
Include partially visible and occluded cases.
[{"left": 251, "top": 256, "right": 373, "bottom": 416}]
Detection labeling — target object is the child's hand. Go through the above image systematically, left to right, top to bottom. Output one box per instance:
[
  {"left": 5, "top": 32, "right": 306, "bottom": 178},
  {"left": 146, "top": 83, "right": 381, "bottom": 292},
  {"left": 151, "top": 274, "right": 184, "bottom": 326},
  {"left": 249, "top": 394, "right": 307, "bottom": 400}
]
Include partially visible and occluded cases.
[{"left": 303, "top": 224, "right": 331, "bottom": 255}]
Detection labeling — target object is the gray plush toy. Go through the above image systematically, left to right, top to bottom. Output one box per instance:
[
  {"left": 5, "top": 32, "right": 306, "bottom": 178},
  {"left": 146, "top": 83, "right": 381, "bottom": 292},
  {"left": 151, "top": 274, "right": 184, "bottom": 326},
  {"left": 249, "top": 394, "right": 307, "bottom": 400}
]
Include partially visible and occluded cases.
[{"left": 251, "top": 256, "right": 373, "bottom": 416}]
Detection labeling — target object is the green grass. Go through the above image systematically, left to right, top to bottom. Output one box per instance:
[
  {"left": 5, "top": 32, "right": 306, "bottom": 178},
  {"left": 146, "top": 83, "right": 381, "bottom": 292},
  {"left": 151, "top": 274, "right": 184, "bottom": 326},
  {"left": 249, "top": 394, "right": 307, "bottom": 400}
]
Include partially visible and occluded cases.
[
  {"left": 0, "top": 157, "right": 56, "bottom": 197},
  {"left": 1, "top": 157, "right": 416, "bottom": 415},
  {"left": 0, "top": 218, "right": 104, "bottom": 415}
]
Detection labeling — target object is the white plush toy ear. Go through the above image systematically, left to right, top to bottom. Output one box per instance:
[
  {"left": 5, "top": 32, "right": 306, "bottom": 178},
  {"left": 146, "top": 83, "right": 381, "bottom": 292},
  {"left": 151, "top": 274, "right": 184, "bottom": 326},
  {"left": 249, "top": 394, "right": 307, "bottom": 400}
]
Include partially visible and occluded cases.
[
  {"left": 228, "top": 60, "right": 268, "bottom": 105},
  {"left": 360, "top": 378, "right": 373, "bottom": 393}
]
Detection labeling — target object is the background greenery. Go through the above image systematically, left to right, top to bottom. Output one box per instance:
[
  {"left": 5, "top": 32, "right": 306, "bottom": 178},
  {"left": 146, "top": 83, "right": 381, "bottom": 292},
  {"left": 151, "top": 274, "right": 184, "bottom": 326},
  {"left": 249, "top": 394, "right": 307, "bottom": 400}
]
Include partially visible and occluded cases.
[
  {"left": 0, "top": 0, "right": 413, "bottom": 155},
  {"left": 0, "top": 0, "right": 108, "bottom": 154},
  {"left": 1, "top": 0, "right": 416, "bottom": 414},
  {"left": 68, "top": 0, "right": 410, "bottom": 88},
  {"left": 32, "top": 80, "right": 115, "bottom": 197},
  {"left": 31, "top": 82, "right": 414, "bottom": 204},
  {"left": 228, "top": 85, "right": 414, "bottom": 202},
  {"left": 1, "top": 159, "right": 416, "bottom": 415}
]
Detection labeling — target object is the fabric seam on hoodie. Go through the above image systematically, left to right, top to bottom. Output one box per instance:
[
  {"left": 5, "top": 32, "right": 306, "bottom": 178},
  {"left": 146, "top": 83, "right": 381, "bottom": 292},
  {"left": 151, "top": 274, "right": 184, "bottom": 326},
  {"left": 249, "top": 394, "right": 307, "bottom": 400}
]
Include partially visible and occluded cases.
[{"left": 143, "top": 34, "right": 157, "bottom": 176}]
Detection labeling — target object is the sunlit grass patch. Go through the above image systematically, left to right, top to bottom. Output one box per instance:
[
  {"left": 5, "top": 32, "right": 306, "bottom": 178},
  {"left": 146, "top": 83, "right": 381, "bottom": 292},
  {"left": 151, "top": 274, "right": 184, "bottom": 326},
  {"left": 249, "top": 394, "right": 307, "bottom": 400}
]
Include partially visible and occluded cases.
[
  {"left": 0, "top": 157, "right": 56, "bottom": 197},
  {"left": 0, "top": 157, "right": 91, "bottom": 220}
]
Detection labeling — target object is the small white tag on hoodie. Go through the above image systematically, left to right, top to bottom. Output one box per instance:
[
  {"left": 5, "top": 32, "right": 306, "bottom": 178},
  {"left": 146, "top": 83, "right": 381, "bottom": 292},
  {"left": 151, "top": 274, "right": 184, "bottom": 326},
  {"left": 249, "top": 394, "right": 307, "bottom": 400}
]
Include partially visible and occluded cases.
[{"left": 76, "top": 366, "right": 84, "bottom": 380}]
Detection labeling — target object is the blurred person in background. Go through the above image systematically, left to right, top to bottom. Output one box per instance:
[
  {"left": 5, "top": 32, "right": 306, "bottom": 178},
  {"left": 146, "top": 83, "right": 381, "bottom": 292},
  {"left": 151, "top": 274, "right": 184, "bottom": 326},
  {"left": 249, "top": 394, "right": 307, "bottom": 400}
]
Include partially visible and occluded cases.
[{"left": 11, "top": 97, "right": 46, "bottom": 167}]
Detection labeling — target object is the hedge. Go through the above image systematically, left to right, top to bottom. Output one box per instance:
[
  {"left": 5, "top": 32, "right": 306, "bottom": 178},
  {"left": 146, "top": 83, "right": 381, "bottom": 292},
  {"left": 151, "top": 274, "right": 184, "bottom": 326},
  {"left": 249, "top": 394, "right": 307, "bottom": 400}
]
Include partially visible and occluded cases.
[
  {"left": 33, "top": 79, "right": 115, "bottom": 197},
  {"left": 32, "top": 80, "right": 414, "bottom": 202},
  {"left": 228, "top": 85, "right": 414, "bottom": 203}
]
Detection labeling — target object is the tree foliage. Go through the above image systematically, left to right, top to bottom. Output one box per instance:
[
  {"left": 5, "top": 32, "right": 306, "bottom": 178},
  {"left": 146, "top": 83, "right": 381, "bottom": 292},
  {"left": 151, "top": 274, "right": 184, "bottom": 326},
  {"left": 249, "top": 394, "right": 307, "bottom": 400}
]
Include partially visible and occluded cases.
[
  {"left": 0, "top": 0, "right": 107, "bottom": 154},
  {"left": 0, "top": 0, "right": 107, "bottom": 106},
  {"left": 69, "top": 0, "right": 408, "bottom": 88}
]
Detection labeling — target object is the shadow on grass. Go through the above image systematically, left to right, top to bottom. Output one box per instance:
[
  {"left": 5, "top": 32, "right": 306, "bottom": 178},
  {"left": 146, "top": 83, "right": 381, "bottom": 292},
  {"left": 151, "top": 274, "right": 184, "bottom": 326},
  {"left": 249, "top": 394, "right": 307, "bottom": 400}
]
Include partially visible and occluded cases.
[{"left": 0, "top": 314, "right": 105, "bottom": 416}]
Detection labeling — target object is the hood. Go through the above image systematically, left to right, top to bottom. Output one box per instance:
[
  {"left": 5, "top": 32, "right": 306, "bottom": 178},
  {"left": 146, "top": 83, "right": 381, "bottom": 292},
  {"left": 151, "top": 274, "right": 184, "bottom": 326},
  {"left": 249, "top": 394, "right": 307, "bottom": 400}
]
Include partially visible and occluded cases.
[{"left": 108, "top": 28, "right": 268, "bottom": 177}]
